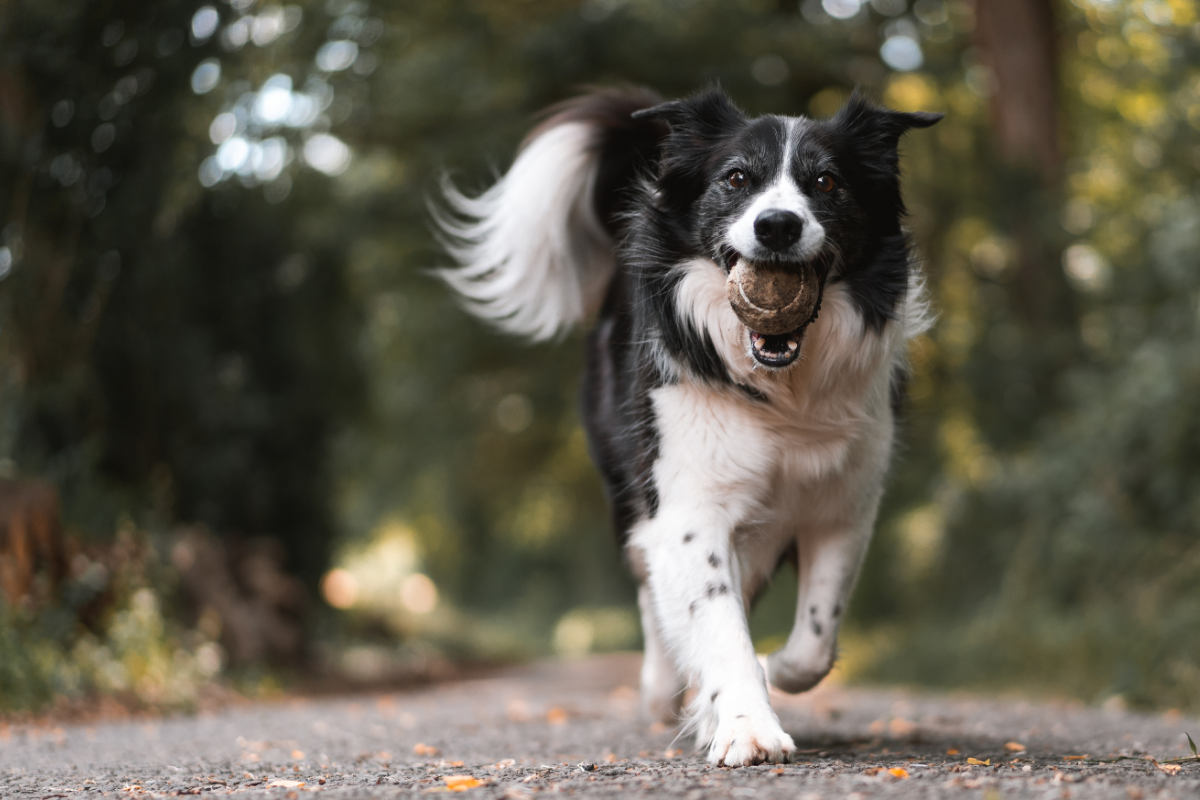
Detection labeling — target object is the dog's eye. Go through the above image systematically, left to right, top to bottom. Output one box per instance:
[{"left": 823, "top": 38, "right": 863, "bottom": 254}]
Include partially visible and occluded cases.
[
  {"left": 727, "top": 170, "right": 747, "bottom": 189},
  {"left": 816, "top": 174, "right": 835, "bottom": 193}
]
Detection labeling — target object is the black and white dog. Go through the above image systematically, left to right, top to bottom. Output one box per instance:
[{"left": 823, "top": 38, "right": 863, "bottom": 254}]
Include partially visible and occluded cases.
[{"left": 435, "top": 87, "right": 940, "bottom": 766}]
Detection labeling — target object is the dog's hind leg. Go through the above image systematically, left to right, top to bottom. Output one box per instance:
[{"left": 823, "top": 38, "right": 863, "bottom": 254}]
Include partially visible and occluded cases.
[{"left": 637, "top": 583, "right": 685, "bottom": 722}]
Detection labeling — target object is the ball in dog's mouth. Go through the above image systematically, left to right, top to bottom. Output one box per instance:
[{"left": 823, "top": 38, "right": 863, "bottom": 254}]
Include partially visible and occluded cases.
[{"left": 726, "top": 257, "right": 819, "bottom": 369}]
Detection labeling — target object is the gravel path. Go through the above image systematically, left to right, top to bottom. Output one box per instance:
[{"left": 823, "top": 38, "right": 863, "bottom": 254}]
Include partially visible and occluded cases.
[{"left": 2, "top": 653, "right": 1198, "bottom": 798}]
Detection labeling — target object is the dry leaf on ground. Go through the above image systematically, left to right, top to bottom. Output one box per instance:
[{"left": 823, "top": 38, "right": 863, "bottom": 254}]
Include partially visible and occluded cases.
[
  {"left": 1005, "top": 742, "right": 1026, "bottom": 752},
  {"left": 414, "top": 743, "right": 440, "bottom": 756},
  {"left": 967, "top": 758, "right": 991, "bottom": 766},
  {"left": 888, "top": 767, "right": 909, "bottom": 779},
  {"left": 444, "top": 775, "right": 485, "bottom": 790},
  {"left": 267, "top": 779, "right": 305, "bottom": 788}
]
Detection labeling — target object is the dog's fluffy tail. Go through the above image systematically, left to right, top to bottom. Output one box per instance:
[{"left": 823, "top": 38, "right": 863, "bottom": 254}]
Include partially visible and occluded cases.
[{"left": 433, "top": 87, "right": 665, "bottom": 341}]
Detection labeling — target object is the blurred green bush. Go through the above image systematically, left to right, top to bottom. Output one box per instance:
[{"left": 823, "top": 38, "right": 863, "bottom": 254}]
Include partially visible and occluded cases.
[{"left": 2, "top": 0, "right": 1198, "bottom": 712}]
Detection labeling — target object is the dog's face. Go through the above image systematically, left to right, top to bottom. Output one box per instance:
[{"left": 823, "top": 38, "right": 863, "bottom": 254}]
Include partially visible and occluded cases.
[{"left": 635, "top": 90, "right": 940, "bottom": 369}]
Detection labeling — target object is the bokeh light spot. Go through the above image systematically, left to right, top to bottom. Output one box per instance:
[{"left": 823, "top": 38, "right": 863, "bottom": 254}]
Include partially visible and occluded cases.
[
  {"left": 822, "top": 0, "right": 863, "bottom": 20},
  {"left": 191, "top": 6, "right": 220, "bottom": 42},
  {"left": 880, "top": 35, "right": 923, "bottom": 71},
  {"left": 315, "top": 40, "right": 358, "bottom": 72},
  {"left": 751, "top": 54, "right": 789, "bottom": 86},
  {"left": 191, "top": 58, "right": 221, "bottom": 94},
  {"left": 303, "top": 133, "right": 351, "bottom": 175},
  {"left": 496, "top": 393, "right": 533, "bottom": 433},
  {"left": 321, "top": 568, "right": 358, "bottom": 609},
  {"left": 400, "top": 573, "right": 437, "bottom": 614}
]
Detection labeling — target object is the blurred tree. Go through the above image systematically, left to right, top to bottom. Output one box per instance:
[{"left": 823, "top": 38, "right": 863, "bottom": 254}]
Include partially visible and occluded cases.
[
  {"left": 0, "top": 0, "right": 363, "bottom": 596},
  {"left": 1, "top": 0, "right": 1197, "bottom": 712}
]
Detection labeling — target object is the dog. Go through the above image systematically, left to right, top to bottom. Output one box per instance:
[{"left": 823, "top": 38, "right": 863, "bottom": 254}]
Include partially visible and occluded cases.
[{"left": 434, "top": 86, "right": 940, "bottom": 766}]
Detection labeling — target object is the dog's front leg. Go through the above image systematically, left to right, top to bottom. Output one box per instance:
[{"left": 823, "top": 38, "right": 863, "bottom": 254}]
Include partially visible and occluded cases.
[{"left": 634, "top": 511, "right": 794, "bottom": 766}]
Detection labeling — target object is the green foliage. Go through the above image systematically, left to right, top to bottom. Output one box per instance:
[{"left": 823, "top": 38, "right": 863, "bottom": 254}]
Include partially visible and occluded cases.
[
  {"left": 2, "top": 0, "right": 1199, "bottom": 713},
  {"left": 0, "top": 527, "right": 222, "bottom": 712}
]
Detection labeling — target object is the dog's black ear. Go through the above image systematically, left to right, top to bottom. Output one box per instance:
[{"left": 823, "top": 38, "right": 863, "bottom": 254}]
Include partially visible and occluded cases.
[
  {"left": 631, "top": 86, "right": 745, "bottom": 141},
  {"left": 631, "top": 87, "right": 745, "bottom": 203},
  {"left": 831, "top": 89, "right": 942, "bottom": 172}
]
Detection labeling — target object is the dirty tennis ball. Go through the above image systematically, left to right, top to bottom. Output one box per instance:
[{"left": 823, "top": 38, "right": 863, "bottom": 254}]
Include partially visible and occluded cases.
[{"left": 726, "top": 261, "right": 819, "bottom": 336}]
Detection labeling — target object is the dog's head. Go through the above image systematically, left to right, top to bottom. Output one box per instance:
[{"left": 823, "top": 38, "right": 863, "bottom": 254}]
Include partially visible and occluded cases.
[{"left": 634, "top": 88, "right": 940, "bottom": 369}]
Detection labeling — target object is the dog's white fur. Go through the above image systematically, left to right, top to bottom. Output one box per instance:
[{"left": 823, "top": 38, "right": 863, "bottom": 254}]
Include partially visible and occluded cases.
[
  {"left": 439, "top": 112, "right": 932, "bottom": 767},
  {"left": 433, "top": 122, "right": 614, "bottom": 341}
]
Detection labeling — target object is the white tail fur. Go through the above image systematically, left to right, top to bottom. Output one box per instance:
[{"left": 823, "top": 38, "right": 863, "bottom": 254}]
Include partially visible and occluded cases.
[{"left": 433, "top": 122, "right": 615, "bottom": 342}]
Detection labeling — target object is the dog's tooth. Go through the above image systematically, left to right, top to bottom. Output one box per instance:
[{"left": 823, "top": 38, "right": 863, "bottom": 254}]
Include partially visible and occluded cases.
[
  {"left": 753, "top": 337, "right": 765, "bottom": 350},
  {"left": 787, "top": 339, "right": 798, "bottom": 351}
]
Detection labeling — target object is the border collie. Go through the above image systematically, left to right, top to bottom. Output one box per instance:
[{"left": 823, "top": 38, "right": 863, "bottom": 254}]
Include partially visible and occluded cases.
[{"left": 434, "top": 86, "right": 940, "bottom": 766}]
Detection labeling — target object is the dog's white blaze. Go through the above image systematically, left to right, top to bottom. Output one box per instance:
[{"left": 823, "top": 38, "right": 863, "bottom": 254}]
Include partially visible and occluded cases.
[
  {"left": 726, "top": 121, "right": 826, "bottom": 262},
  {"left": 433, "top": 122, "right": 613, "bottom": 341}
]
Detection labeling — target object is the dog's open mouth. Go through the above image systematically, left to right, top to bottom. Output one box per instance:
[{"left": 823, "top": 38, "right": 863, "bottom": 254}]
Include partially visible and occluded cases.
[
  {"left": 726, "top": 254, "right": 820, "bottom": 370},
  {"left": 749, "top": 328, "right": 804, "bottom": 368}
]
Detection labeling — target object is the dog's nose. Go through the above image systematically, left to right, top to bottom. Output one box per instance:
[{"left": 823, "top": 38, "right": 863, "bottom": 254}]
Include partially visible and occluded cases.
[{"left": 753, "top": 210, "right": 803, "bottom": 252}]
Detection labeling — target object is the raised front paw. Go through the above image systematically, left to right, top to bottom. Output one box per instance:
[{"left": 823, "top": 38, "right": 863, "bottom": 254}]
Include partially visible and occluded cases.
[{"left": 706, "top": 710, "right": 795, "bottom": 767}]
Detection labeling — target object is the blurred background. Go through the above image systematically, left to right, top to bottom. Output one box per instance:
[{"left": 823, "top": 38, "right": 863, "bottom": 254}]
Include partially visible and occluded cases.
[{"left": 2, "top": 0, "right": 1199, "bottom": 715}]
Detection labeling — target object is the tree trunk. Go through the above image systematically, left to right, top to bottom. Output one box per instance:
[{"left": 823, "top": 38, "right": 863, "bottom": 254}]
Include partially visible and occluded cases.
[{"left": 974, "top": 0, "right": 1060, "bottom": 178}]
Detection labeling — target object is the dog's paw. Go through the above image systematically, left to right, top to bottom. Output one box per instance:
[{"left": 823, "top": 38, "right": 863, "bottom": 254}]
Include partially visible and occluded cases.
[{"left": 706, "top": 711, "right": 795, "bottom": 767}]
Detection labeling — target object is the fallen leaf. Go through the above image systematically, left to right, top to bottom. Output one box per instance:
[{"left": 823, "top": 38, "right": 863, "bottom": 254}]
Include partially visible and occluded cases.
[
  {"left": 546, "top": 708, "right": 568, "bottom": 725},
  {"left": 889, "top": 718, "right": 916, "bottom": 736},
  {"left": 868, "top": 719, "right": 886, "bottom": 735},
  {"left": 1005, "top": 742, "right": 1026, "bottom": 752},
  {"left": 414, "top": 743, "right": 440, "bottom": 756},
  {"left": 946, "top": 748, "right": 960, "bottom": 756},
  {"left": 663, "top": 749, "right": 682, "bottom": 758},
  {"left": 291, "top": 750, "right": 305, "bottom": 760},
  {"left": 603, "top": 753, "right": 617, "bottom": 763},
  {"left": 1063, "top": 755, "right": 1089, "bottom": 761},
  {"left": 967, "top": 758, "right": 991, "bottom": 766},
  {"left": 486, "top": 759, "right": 516, "bottom": 770},
  {"left": 1157, "top": 763, "right": 1182, "bottom": 776},
  {"left": 863, "top": 767, "right": 883, "bottom": 776},
  {"left": 888, "top": 767, "right": 909, "bottom": 779},
  {"left": 770, "top": 768, "right": 785, "bottom": 775},
  {"left": 444, "top": 775, "right": 484, "bottom": 790},
  {"left": 267, "top": 780, "right": 305, "bottom": 788}
]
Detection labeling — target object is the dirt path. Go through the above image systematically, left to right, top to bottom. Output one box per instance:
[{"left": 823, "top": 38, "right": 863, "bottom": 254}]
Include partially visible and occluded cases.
[{"left": 2, "top": 654, "right": 1198, "bottom": 798}]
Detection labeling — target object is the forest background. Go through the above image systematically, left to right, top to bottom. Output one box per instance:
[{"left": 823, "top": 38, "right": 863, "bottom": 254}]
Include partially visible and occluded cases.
[{"left": 2, "top": 0, "right": 1199, "bottom": 715}]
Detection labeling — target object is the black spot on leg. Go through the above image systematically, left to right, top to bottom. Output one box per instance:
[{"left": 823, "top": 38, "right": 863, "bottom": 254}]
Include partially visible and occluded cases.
[
  {"left": 683, "top": 533, "right": 694, "bottom": 544},
  {"left": 708, "top": 553, "right": 720, "bottom": 568},
  {"left": 704, "top": 582, "right": 730, "bottom": 599},
  {"left": 689, "top": 601, "right": 697, "bottom": 616},
  {"left": 832, "top": 604, "right": 842, "bottom": 618},
  {"left": 809, "top": 605, "right": 817, "bottom": 615},
  {"left": 811, "top": 619, "right": 823, "bottom": 636},
  {"left": 711, "top": 691, "right": 719, "bottom": 703},
  {"left": 735, "top": 715, "right": 746, "bottom": 719}
]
